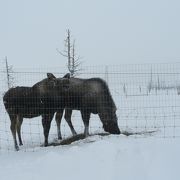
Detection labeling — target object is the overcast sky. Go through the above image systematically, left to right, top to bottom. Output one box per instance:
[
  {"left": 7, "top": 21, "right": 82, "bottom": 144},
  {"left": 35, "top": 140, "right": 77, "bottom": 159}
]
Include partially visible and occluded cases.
[{"left": 0, "top": 0, "right": 180, "bottom": 69}]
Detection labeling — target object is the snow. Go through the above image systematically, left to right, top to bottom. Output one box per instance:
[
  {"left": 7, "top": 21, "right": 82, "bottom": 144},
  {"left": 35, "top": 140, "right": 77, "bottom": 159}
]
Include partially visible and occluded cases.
[
  {"left": 1, "top": 64, "right": 180, "bottom": 180},
  {"left": 0, "top": 134, "right": 180, "bottom": 180}
]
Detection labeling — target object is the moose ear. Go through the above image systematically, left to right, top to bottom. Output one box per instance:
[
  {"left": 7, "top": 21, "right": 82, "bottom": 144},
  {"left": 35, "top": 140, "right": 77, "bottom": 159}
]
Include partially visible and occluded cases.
[
  {"left": 47, "top": 73, "right": 56, "bottom": 79},
  {"left": 63, "top": 73, "right": 70, "bottom": 79}
]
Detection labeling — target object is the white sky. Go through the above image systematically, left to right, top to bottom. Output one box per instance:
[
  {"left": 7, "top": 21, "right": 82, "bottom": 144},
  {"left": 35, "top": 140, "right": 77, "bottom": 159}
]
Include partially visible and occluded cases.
[{"left": 0, "top": 0, "right": 180, "bottom": 68}]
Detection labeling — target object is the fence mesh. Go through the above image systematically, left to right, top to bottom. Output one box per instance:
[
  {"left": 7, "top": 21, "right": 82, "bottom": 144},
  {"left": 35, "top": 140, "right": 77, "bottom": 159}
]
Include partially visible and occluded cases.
[{"left": 0, "top": 63, "right": 180, "bottom": 152}]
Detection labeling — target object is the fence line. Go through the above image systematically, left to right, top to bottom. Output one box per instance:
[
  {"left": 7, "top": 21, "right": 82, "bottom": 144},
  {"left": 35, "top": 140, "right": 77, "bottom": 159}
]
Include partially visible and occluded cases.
[{"left": 0, "top": 63, "right": 180, "bottom": 152}]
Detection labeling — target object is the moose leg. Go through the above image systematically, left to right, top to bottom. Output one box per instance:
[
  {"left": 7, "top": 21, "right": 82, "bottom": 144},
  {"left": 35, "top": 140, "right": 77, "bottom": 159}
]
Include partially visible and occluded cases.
[
  {"left": 55, "top": 109, "right": 64, "bottom": 140},
  {"left": 64, "top": 109, "right": 77, "bottom": 136},
  {"left": 81, "top": 110, "right": 91, "bottom": 137},
  {"left": 42, "top": 114, "right": 54, "bottom": 147},
  {"left": 9, "top": 115, "right": 19, "bottom": 151},
  {"left": 16, "top": 115, "right": 23, "bottom": 146}
]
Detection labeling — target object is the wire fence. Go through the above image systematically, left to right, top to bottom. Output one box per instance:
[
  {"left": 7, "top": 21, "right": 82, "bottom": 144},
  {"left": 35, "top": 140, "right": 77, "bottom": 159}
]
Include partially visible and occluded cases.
[{"left": 0, "top": 63, "right": 180, "bottom": 152}]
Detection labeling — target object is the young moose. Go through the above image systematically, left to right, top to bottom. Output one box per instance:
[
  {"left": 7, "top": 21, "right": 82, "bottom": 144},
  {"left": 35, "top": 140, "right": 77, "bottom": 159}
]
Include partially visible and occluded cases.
[{"left": 3, "top": 73, "right": 69, "bottom": 151}]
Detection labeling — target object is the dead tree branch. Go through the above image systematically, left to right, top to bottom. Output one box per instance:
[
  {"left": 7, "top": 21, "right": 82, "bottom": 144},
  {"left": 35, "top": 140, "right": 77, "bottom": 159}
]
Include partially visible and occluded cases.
[{"left": 57, "top": 29, "right": 82, "bottom": 77}]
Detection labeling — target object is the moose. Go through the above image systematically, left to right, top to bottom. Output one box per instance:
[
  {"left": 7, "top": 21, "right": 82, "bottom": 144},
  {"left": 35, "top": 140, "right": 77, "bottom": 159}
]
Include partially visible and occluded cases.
[
  {"left": 3, "top": 73, "right": 69, "bottom": 151},
  {"left": 3, "top": 73, "right": 120, "bottom": 151},
  {"left": 55, "top": 74, "right": 121, "bottom": 140}
]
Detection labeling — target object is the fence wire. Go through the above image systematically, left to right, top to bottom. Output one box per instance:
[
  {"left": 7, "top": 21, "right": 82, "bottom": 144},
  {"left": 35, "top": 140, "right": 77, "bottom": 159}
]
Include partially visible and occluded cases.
[{"left": 0, "top": 63, "right": 180, "bottom": 152}]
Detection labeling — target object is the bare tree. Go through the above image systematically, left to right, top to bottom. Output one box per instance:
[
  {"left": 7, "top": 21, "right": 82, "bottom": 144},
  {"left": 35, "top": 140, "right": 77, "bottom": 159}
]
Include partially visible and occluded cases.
[
  {"left": 57, "top": 29, "right": 82, "bottom": 77},
  {"left": 5, "top": 56, "right": 14, "bottom": 89}
]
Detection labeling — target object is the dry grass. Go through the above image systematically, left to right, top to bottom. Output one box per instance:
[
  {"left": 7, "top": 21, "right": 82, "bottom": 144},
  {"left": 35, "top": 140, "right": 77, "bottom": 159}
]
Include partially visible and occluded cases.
[{"left": 47, "top": 130, "right": 157, "bottom": 147}]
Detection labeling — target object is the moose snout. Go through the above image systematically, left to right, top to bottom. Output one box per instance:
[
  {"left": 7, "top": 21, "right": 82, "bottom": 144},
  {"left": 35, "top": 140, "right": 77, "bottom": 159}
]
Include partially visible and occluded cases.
[{"left": 103, "top": 121, "right": 121, "bottom": 134}]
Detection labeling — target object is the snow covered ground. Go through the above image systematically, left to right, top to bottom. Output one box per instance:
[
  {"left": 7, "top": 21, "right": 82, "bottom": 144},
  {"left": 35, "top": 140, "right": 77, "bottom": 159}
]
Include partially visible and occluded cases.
[
  {"left": 0, "top": 64, "right": 180, "bottom": 180},
  {"left": 0, "top": 134, "right": 180, "bottom": 180}
]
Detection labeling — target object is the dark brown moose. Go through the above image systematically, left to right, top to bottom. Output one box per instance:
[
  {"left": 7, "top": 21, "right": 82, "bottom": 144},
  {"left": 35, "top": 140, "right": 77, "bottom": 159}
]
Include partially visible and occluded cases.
[
  {"left": 3, "top": 73, "right": 69, "bottom": 151},
  {"left": 55, "top": 75, "right": 121, "bottom": 139}
]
